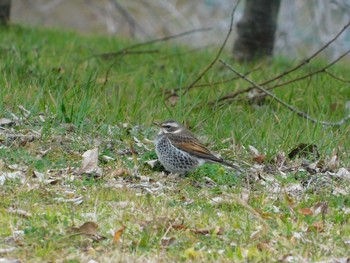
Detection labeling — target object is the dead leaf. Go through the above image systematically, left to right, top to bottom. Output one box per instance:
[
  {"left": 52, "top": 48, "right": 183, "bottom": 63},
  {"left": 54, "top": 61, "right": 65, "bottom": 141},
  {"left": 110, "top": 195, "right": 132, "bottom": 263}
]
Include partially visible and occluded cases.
[
  {"left": 166, "top": 93, "right": 179, "bottom": 106},
  {"left": 18, "top": 105, "right": 31, "bottom": 119},
  {"left": 0, "top": 118, "right": 15, "bottom": 127},
  {"left": 248, "top": 145, "right": 260, "bottom": 156},
  {"left": 78, "top": 148, "right": 102, "bottom": 175},
  {"left": 324, "top": 149, "right": 339, "bottom": 170},
  {"left": 253, "top": 154, "right": 266, "bottom": 164},
  {"left": 145, "top": 159, "right": 160, "bottom": 169},
  {"left": 336, "top": 167, "right": 350, "bottom": 177},
  {"left": 113, "top": 168, "right": 130, "bottom": 177},
  {"left": 0, "top": 171, "right": 25, "bottom": 186},
  {"left": 54, "top": 196, "right": 83, "bottom": 205},
  {"left": 314, "top": 202, "right": 329, "bottom": 221},
  {"left": 7, "top": 207, "right": 32, "bottom": 218},
  {"left": 298, "top": 208, "right": 313, "bottom": 216},
  {"left": 70, "top": 221, "right": 106, "bottom": 241},
  {"left": 71, "top": 221, "right": 99, "bottom": 235},
  {"left": 307, "top": 221, "right": 324, "bottom": 232},
  {"left": 170, "top": 224, "right": 187, "bottom": 231},
  {"left": 113, "top": 225, "right": 126, "bottom": 244},
  {"left": 191, "top": 226, "right": 223, "bottom": 236},
  {"left": 161, "top": 237, "right": 176, "bottom": 247},
  {"left": 256, "top": 242, "right": 276, "bottom": 253}
]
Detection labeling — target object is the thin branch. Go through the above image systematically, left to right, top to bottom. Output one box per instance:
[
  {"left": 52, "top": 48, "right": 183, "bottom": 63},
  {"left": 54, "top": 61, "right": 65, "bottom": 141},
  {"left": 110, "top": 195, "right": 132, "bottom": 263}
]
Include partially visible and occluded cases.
[
  {"left": 181, "top": 0, "right": 241, "bottom": 95},
  {"left": 215, "top": 19, "right": 350, "bottom": 103},
  {"left": 255, "top": 19, "right": 350, "bottom": 87},
  {"left": 90, "top": 27, "right": 212, "bottom": 60},
  {"left": 99, "top": 27, "right": 212, "bottom": 85},
  {"left": 99, "top": 49, "right": 159, "bottom": 59},
  {"left": 215, "top": 49, "right": 350, "bottom": 104},
  {"left": 219, "top": 59, "right": 350, "bottom": 127},
  {"left": 165, "top": 66, "right": 260, "bottom": 97},
  {"left": 324, "top": 69, "right": 350, "bottom": 83}
]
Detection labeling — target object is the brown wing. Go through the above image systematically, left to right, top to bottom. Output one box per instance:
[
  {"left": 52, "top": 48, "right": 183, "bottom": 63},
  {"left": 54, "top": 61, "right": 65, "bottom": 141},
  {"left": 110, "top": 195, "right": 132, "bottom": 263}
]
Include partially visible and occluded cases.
[{"left": 166, "top": 133, "right": 223, "bottom": 163}]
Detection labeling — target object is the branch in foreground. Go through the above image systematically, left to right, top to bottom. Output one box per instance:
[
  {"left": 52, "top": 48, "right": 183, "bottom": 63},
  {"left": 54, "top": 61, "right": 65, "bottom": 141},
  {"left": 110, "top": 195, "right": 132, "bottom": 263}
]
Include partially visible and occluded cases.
[
  {"left": 182, "top": 0, "right": 241, "bottom": 95},
  {"left": 215, "top": 19, "right": 350, "bottom": 103},
  {"left": 256, "top": 19, "right": 350, "bottom": 87},
  {"left": 91, "top": 27, "right": 212, "bottom": 60},
  {"left": 99, "top": 27, "right": 212, "bottom": 85},
  {"left": 215, "top": 49, "right": 350, "bottom": 104},
  {"left": 219, "top": 59, "right": 350, "bottom": 127},
  {"left": 165, "top": 66, "right": 260, "bottom": 98}
]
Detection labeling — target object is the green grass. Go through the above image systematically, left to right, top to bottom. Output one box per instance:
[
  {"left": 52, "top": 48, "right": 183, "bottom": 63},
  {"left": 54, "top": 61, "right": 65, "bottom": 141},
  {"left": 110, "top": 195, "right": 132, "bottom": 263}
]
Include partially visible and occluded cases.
[{"left": 0, "top": 24, "right": 350, "bottom": 262}]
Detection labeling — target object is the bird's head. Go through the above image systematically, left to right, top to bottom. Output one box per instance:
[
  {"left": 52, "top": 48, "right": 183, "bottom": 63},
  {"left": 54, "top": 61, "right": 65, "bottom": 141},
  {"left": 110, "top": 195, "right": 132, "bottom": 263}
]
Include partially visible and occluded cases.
[{"left": 153, "top": 120, "right": 183, "bottom": 134}]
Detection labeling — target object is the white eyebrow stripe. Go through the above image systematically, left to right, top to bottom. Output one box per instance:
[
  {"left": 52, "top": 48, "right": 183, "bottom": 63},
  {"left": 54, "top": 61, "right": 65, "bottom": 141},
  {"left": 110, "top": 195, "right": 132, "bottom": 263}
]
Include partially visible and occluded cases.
[
  {"left": 163, "top": 122, "right": 179, "bottom": 128},
  {"left": 172, "top": 129, "right": 182, "bottom": 133}
]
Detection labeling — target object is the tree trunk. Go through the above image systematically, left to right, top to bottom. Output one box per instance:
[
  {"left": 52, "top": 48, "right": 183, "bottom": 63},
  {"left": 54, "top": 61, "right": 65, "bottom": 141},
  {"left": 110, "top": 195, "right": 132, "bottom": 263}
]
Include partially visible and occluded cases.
[
  {"left": 0, "top": 0, "right": 11, "bottom": 24},
  {"left": 233, "top": 0, "right": 281, "bottom": 62}
]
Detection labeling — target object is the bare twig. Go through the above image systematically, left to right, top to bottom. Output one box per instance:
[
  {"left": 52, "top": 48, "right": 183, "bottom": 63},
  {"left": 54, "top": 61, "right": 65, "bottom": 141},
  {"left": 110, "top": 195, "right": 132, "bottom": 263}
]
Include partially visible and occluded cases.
[
  {"left": 181, "top": 0, "right": 241, "bottom": 95},
  {"left": 214, "top": 19, "right": 350, "bottom": 104},
  {"left": 257, "top": 19, "right": 350, "bottom": 87},
  {"left": 91, "top": 27, "right": 212, "bottom": 60},
  {"left": 100, "top": 28, "right": 212, "bottom": 85},
  {"left": 99, "top": 49, "right": 159, "bottom": 59},
  {"left": 215, "top": 49, "right": 350, "bottom": 104},
  {"left": 219, "top": 59, "right": 350, "bottom": 127},
  {"left": 165, "top": 66, "right": 260, "bottom": 98},
  {"left": 325, "top": 69, "right": 350, "bottom": 83}
]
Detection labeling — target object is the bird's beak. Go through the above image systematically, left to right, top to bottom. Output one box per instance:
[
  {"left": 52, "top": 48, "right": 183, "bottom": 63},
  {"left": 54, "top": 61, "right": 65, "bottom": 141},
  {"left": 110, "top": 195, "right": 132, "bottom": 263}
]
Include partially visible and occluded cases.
[{"left": 153, "top": 122, "right": 161, "bottom": 127}]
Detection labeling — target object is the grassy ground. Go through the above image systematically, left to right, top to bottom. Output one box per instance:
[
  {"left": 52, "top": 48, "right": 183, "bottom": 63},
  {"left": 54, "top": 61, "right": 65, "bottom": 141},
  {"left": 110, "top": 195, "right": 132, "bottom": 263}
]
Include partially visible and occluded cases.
[{"left": 0, "top": 25, "right": 350, "bottom": 262}]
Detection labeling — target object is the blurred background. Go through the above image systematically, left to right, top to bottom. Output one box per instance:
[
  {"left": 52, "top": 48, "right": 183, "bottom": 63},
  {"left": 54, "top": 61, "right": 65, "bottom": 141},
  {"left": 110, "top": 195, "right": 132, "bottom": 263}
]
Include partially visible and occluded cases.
[{"left": 7, "top": 0, "right": 350, "bottom": 60}]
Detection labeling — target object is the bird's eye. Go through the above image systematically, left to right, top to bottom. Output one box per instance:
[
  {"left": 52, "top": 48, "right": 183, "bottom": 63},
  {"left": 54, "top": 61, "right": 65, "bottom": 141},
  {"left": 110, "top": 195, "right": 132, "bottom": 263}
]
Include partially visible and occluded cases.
[{"left": 163, "top": 125, "right": 171, "bottom": 129}]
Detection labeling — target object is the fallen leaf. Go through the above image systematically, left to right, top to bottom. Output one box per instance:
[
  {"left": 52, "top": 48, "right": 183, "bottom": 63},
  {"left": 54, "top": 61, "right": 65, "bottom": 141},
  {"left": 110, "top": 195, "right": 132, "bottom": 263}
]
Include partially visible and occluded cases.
[
  {"left": 166, "top": 93, "right": 179, "bottom": 106},
  {"left": 18, "top": 105, "right": 31, "bottom": 118},
  {"left": 0, "top": 118, "right": 15, "bottom": 127},
  {"left": 248, "top": 145, "right": 260, "bottom": 156},
  {"left": 79, "top": 148, "right": 102, "bottom": 175},
  {"left": 324, "top": 149, "right": 339, "bottom": 170},
  {"left": 253, "top": 154, "right": 266, "bottom": 164},
  {"left": 102, "top": 155, "right": 115, "bottom": 162},
  {"left": 145, "top": 159, "right": 160, "bottom": 169},
  {"left": 336, "top": 167, "right": 350, "bottom": 177},
  {"left": 113, "top": 168, "right": 130, "bottom": 177},
  {"left": 0, "top": 171, "right": 25, "bottom": 186},
  {"left": 54, "top": 196, "right": 83, "bottom": 205},
  {"left": 7, "top": 208, "right": 32, "bottom": 218},
  {"left": 298, "top": 208, "right": 313, "bottom": 216},
  {"left": 70, "top": 221, "right": 106, "bottom": 241},
  {"left": 71, "top": 221, "right": 99, "bottom": 235},
  {"left": 307, "top": 221, "right": 324, "bottom": 232},
  {"left": 170, "top": 224, "right": 187, "bottom": 231},
  {"left": 113, "top": 225, "right": 126, "bottom": 244},
  {"left": 191, "top": 226, "right": 224, "bottom": 236},
  {"left": 161, "top": 237, "right": 176, "bottom": 247},
  {"left": 256, "top": 242, "right": 276, "bottom": 253},
  {"left": 0, "top": 247, "right": 17, "bottom": 254}
]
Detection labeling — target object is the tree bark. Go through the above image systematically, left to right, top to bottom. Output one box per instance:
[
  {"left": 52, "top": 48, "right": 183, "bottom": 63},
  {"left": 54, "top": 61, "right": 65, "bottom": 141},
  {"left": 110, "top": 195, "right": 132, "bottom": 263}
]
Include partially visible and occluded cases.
[
  {"left": 0, "top": 0, "right": 11, "bottom": 24},
  {"left": 233, "top": 0, "right": 281, "bottom": 62}
]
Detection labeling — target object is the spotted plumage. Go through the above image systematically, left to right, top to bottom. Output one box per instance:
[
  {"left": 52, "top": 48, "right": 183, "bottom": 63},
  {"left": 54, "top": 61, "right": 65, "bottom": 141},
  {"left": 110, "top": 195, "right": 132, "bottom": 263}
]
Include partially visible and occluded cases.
[{"left": 153, "top": 120, "right": 240, "bottom": 174}]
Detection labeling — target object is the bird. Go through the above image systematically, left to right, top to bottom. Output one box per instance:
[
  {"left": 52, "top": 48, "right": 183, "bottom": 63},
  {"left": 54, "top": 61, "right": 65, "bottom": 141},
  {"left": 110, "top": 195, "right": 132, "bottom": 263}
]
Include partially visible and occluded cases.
[{"left": 153, "top": 119, "right": 241, "bottom": 174}]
